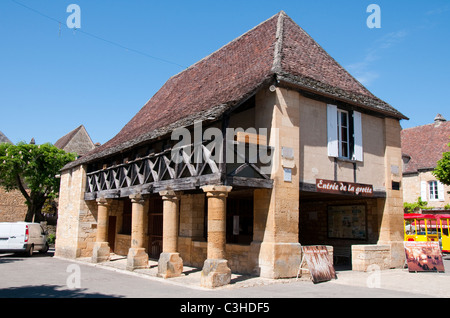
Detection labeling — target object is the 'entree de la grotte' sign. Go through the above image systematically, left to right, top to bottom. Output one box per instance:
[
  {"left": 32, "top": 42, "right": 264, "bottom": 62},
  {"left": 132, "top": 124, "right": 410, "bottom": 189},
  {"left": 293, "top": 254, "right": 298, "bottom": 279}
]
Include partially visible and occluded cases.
[{"left": 316, "top": 179, "right": 373, "bottom": 197}]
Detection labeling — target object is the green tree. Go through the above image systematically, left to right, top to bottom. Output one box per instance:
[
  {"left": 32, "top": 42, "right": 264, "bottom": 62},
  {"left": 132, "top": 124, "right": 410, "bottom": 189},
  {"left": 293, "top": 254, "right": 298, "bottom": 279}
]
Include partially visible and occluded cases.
[
  {"left": 0, "top": 142, "right": 76, "bottom": 222},
  {"left": 433, "top": 142, "right": 450, "bottom": 186}
]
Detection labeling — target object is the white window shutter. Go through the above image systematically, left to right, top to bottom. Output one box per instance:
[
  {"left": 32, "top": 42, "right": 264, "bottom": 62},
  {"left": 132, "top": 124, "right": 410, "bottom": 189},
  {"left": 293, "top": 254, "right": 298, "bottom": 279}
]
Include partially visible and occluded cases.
[
  {"left": 327, "top": 104, "right": 338, "bottom": 157},
  {"left": 353, "top": 111, "right": 363, "bottom": 162},
  {"left": 421, "top": 181, "right": 428, "bottom": 201},
  {"left": 438, "top": 181, "right": 445, "bottom": 201}
]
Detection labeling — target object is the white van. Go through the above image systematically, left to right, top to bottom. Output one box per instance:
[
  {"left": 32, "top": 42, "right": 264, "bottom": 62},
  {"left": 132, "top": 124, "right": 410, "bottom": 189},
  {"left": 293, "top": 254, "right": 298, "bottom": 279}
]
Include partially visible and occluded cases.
[{"left": 0, "top": 222, "right": 49, "bottom": 256}]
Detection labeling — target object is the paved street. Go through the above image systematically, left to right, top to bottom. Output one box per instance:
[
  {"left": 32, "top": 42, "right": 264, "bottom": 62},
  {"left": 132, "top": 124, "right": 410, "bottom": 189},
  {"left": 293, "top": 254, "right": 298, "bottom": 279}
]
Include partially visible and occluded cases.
[{"left": 1, "top": 249, "right": 450, "bottom": 301}]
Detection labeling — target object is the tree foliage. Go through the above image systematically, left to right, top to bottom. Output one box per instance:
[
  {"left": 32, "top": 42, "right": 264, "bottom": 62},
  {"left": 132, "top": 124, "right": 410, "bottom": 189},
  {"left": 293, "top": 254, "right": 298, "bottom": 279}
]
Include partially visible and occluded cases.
[
  {"left": 0, "top": 142, "right": 76, "bottom": 222},
  {"left": 433, "top": 143, "right": 450, "bottom": 186}
]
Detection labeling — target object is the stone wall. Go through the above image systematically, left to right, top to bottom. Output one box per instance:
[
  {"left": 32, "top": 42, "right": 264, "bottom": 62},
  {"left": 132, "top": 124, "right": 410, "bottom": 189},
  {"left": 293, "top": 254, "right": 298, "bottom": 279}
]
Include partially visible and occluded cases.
[
  {"left": 55, "top": 165, "right": 95, "bottom": 258},
  {"left": 403, "top": 171, "right": 450, "bottom": 208},
  {"left": 0, "top": 188, "right": 28, "bottom": 222},
  {"left": 179, "top": 194, "right": 205, "bottom": 239},
  {"left": 115, "top": 234, "right": 131, "bottom": 256},
  {"left": 178, "top": 237, "right": 254, "bottom": 274},
  {"left": 352, "top": 245, "right": 391, "bottom": 271}
]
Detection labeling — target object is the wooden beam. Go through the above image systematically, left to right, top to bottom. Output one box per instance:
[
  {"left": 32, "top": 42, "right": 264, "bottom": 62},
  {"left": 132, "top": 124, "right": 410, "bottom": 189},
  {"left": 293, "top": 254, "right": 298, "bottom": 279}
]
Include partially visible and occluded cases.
[{"left": 227, "top": 176, "right": 273, "bottom": 189}]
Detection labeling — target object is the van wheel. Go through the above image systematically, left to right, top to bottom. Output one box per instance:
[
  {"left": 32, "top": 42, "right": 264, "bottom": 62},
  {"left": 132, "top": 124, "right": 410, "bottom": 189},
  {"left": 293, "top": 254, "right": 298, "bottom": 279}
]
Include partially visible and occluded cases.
[
  {"left": 39, "top": 243, "right": 49, "bottom": 254},
  {"left": 25, "top": 245, "right": 34, "bottom": 257}
]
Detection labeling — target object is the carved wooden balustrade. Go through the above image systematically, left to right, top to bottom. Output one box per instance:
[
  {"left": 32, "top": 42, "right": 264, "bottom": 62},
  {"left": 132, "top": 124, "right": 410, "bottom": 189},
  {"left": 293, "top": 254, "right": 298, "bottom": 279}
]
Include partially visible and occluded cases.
[{"left": 84, "top": 141, "right": 273, "bottom": 200}]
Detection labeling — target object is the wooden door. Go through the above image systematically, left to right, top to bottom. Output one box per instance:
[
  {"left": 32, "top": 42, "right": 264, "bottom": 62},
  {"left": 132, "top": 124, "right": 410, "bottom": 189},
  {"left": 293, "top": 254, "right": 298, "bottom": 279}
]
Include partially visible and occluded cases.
[{"left": 108, "top": 216, "right": 117, "bottom": 253}]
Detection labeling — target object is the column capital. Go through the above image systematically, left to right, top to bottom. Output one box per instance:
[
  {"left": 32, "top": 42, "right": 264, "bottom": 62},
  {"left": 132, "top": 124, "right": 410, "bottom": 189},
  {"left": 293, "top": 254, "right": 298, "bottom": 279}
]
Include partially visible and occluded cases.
[
  {"left": 201, "top": 185, "right": 232, "bottom": 198},
  {"left": 159, "top": 190, "right": 182, "bottom": 201},
  {"left": 129, "top": 193, "right": 145, "bottom": 204},
  {"left": 96, "top": 197, "right": 111, "bottom": 207}
]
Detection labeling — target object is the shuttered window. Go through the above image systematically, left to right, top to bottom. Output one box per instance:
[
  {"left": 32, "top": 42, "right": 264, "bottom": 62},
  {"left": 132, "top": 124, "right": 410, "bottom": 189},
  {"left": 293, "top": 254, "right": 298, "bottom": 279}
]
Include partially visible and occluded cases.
[
  {"left": 327, "top": 104, "right": 363, "bottom": 161},
  {"left": 327, "top": 104, "right": 339, "bottom": 158},
  {"left": 337, "top": 109, "right": 350, "bottom": 158},
  {"left": 422, "top": 180, "right": 445, "bottom": 201},
  {"left": 425, "top": 180, "right": 446, "bottom": 201}
]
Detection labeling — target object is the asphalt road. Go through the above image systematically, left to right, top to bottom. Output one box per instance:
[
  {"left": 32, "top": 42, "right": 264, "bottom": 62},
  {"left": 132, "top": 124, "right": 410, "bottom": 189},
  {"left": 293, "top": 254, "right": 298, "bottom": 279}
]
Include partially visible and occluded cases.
[{"left": 1, "top": 249, "right": 449, "bottom": 302}]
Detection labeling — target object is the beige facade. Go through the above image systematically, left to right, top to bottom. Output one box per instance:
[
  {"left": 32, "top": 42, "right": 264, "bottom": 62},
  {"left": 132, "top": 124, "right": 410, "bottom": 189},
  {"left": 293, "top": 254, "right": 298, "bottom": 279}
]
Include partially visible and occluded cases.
[
  {"left": 55, "top": 12, "right": 407, "bottom": 288},
  {"left": 56, "top": 87, "right": 405, "bottom": 287},
  {"left": 403, "top": 171, "right": 450, "bottom": 208}
]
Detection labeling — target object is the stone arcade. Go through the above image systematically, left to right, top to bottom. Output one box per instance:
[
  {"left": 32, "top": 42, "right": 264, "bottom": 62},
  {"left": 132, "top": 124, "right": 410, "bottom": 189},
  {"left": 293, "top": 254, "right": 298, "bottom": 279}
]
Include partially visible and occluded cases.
[{"left": 55, "top": 12, "right": 408, "bottom": 288}]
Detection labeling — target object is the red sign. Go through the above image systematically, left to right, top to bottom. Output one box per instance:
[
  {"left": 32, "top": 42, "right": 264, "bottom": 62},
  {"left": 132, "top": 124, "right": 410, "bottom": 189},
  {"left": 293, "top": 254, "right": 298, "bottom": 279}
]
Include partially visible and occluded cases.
[{"left": 316, "top": 179, "right": 373, "bottom": 197}]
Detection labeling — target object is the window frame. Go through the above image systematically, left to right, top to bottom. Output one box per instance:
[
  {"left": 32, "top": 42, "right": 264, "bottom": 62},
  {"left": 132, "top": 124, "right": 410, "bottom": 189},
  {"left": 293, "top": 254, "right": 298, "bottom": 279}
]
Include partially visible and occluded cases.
[
  {"left": 327, "top": 104, "right": 363, "bottom": 162},
  {"left": 337, "top": 109, "right": 350, "bottom": 159},
  {"left": 429, "top": 181, "right": 439, "bottom": 201}
]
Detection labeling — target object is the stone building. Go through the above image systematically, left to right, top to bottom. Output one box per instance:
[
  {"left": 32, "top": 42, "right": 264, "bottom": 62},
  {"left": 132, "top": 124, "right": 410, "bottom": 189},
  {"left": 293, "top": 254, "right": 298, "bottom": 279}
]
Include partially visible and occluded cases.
[
  {"left": 55, "top": 12, "right": 408, "bottom": 287},
  {"left": 402, "top": 114, "right": 450, "bottom": 208},
  {"left": 54, "top": 125, "right": 97, "bottom": 157},
  {"left": 0, "top": 126, "right": 97, "bottom": 223},
  {"left": 0, "top": 131, "right": 28, "bottom": 222},
  {"left": 0, "top": 131, "right": 12, "bottom": 144}
]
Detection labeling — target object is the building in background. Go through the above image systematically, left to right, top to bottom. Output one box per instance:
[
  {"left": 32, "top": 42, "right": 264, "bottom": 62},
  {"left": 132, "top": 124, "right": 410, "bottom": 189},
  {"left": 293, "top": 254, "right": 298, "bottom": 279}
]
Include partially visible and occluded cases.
[
  {"left": 402, "top": 114, "right": 450, "bottom": 209},
  {"left": 54, "top": 125, "right": 98, "bottom": 157},
  {"left": 0, "top": 126, "right": 98, "bottom": 223},
  {"left": 0, "top": 131, "right": 28, "bottom": 222},
  {"left": 0, "top": 131, "right": 12, "bottom": 144}
]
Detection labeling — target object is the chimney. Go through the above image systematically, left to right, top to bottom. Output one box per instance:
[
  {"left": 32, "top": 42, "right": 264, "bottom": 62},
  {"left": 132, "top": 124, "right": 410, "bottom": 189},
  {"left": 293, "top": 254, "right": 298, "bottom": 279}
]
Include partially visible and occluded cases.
[{"left": 434, "top": 114, "right": 446, "bottom": 126}]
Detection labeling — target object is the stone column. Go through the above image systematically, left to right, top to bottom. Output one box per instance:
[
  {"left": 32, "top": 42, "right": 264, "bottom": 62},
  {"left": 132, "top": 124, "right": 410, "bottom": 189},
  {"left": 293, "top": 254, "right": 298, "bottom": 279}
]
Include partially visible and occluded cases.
[
  {"left": 250, "top": 87, "right": 302, "bottom": 279},
  {"left": 377, "top": 117, "right": 405, "bottom": 269},
  {"left": 201, "top": 185, "right": 232, "bottom": 288},
  {"left": 158, "top": 190, "right": 183, "bottom": 278},
  {"left": 126, "top": 193, "right": 149, "bottom": 271},
  {"left": 91, "top": 197, "right": 111, "bottom": 263}
]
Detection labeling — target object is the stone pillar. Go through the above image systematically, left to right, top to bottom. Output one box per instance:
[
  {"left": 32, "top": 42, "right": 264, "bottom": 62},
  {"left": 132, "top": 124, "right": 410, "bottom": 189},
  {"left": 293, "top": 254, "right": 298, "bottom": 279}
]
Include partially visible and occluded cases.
[
  {"left": 250, "top": 87, "right": 302, "bottom": 279},
  {"left": 377, "top": 117, "right": 405, "bottom": 269},
  {"left": 55, "top": 164, "right": 91, "bottom": 259},
  {"left": 201, "top": 185, "right": 232, "bottom": 288},
  {"left": 158, "top": 190, "right": 183, "bottom": 278},
  {"left": 126, "top": 193, "right": 149, "bottom": 271},
  {"left": 91, "top": 197, "right": 111, "bottom": 263}
]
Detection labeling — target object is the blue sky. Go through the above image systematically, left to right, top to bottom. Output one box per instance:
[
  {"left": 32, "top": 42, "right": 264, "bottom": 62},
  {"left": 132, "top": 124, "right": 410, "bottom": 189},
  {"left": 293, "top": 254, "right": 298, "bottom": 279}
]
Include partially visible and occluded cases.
[{"left": 0, "top": 0, "right": 449, "bottom": 145}]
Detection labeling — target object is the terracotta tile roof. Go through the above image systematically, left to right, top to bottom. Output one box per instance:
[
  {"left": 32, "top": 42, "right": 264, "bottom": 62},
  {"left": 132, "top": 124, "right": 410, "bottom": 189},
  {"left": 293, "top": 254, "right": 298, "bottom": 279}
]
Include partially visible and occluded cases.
[
  {"left": 64, "top": 11, "right": 406, "bottom": 169},
  {"left": 401, "top": 119, "right": 450, "bottom": 174}
]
